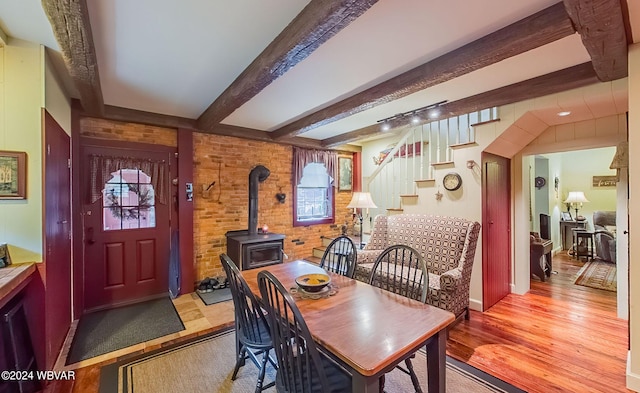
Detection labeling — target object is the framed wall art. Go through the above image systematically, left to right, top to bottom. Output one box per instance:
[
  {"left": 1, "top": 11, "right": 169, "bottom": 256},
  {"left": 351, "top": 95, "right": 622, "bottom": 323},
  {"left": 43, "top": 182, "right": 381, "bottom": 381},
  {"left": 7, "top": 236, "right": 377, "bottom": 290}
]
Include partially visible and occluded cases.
[
  {"left": 0, "top": 151, "right": 26, "bottom": 199},
  {"left": 338, "top": 157, "right": 352, "bottom": 191}
]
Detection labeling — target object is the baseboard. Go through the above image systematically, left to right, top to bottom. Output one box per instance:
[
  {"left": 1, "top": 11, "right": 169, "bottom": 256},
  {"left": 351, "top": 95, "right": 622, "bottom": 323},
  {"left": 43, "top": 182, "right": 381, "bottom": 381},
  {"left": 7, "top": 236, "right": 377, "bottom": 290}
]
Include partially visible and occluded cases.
[
  {"left": 469, "top": 298, "right": 482, "bottom": 312},
  {"left": 626, "top": 351, "right": 640, "bottom": 392}
]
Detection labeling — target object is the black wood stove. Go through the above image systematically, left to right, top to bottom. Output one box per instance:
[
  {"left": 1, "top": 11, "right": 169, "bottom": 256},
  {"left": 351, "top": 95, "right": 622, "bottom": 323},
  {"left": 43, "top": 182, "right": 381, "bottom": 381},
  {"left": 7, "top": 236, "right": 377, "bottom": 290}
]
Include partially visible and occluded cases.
[{"left": 225, "top": 165, "right": 285, "bottom": 270}]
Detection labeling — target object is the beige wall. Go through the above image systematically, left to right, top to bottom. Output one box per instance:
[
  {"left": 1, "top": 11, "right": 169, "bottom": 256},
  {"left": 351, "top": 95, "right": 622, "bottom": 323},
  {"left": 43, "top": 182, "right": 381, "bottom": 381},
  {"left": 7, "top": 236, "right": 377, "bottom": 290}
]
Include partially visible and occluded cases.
[
  {"left": 0, "top": 40, "right": 44, "bottom": 262},
  {"left": 44, "top": 50, "right": 71, "bottom": 135}
]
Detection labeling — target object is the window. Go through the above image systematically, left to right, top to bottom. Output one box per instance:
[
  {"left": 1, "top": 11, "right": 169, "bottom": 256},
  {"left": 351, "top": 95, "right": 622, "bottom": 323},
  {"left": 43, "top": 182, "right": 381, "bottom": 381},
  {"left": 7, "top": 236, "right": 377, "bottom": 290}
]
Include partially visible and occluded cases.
[
  {"left": 294, "top": 162, "right": 334, "bottom": 226},
  {"left": 103, "top": 169, "right": 156, "bottom": 231}
]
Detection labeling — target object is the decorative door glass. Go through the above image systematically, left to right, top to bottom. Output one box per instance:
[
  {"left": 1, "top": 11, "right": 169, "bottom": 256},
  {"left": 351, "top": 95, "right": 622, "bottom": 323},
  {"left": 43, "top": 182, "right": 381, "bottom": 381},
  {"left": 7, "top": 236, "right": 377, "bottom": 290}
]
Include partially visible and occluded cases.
[{"left": 102, "top": 169, "right": 156, "bottom": 231}]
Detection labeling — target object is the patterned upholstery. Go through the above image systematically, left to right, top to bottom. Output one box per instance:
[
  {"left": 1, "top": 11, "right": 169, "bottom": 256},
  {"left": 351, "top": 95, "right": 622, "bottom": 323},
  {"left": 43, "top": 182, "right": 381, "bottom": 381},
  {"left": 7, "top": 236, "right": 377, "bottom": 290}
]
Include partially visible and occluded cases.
[{"left": 354, "top": 214, "right": 481, "bottom": 319}]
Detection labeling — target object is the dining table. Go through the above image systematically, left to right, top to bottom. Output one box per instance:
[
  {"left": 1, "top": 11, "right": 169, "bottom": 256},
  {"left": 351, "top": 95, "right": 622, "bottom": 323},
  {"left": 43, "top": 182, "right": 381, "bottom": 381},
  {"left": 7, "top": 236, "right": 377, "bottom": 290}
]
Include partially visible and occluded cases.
[{"left": 240, "top": 260, "right": 455, "bottom": 393}]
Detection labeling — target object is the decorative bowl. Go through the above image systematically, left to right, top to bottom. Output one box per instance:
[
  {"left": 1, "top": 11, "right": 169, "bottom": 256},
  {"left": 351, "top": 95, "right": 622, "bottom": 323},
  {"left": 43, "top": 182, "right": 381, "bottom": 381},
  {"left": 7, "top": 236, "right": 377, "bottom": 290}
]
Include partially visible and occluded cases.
[{"left": 295, "top": 273, "right": 331, "bottom": 293}]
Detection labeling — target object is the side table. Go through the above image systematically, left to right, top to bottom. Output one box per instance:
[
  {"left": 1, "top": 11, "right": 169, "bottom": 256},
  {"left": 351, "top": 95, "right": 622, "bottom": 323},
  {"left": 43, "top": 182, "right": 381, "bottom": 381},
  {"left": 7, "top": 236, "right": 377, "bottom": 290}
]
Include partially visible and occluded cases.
[{"left": 573, "top": 230, "right": 594, "bottom": 261}]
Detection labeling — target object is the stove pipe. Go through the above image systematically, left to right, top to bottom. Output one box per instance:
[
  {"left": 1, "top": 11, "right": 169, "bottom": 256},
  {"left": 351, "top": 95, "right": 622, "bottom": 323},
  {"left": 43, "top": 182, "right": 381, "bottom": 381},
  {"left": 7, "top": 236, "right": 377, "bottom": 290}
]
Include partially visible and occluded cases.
[{"left": 248, "top": 165, "right": 270, "bottom": 235}]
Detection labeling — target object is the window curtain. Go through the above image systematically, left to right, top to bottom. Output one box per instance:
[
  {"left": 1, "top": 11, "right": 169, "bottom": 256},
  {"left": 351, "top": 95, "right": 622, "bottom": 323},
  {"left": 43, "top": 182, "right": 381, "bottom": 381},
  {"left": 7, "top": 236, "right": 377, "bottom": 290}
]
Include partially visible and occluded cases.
[
  {"left": 292, "top": 147, "right": 337, "bottom": 186},
  {"left": 89, "top": 154, "right": 167, "bottom": 205}
]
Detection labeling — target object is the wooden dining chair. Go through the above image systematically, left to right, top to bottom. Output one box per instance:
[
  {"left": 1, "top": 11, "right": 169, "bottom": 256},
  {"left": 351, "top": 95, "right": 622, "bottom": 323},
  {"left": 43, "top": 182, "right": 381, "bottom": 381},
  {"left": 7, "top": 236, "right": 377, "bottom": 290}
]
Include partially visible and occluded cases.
[
  {"left": 319, "top": 235, "right": 357, "bottom": 278},
  {"left": 368, "top": 244, "right": 428, "bottom": 393},
  {"left": 220, "top": 254, "right": 276, "bottom": 393},
  {"left": 257, "top": 270, "right": 351, "bottom": 393}
]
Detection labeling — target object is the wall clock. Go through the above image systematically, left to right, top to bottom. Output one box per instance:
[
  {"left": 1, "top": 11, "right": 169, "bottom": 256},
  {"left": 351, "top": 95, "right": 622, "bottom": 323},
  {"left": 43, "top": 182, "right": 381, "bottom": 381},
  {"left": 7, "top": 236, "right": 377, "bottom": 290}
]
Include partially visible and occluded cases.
[
  {"left": 443, "top": 172, "right": 462, "bottom": 191},
  {"left": 535, "top": 176, "right": 546, "bottom": 189}
]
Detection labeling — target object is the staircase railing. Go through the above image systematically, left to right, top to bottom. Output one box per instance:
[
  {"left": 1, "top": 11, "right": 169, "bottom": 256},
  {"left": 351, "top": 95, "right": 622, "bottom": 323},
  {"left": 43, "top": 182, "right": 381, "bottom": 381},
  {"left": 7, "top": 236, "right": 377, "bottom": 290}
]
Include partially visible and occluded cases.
[{"left": 366, "top": 108, "right": 498, "bottom": 216}]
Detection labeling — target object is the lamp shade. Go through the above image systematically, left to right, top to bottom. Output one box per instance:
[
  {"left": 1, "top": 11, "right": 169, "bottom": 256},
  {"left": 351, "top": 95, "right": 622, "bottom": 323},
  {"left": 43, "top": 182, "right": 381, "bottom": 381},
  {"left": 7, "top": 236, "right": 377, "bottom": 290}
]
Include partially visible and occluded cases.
[
  {"left": 564, "top": 191, "right": 589, "bottom": 204},
  {"left": 346, "top": 192, "right": 377, "bottom": 209}
]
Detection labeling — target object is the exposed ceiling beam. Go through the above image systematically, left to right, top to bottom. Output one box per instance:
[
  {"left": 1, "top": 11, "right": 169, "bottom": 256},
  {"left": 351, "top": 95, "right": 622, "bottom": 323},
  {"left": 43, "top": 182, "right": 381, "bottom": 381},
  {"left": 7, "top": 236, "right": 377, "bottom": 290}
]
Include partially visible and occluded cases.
[
  {"left": 42, "top": 0, "right": 104, "bottom": 116},
  {"left": 196, "top": 0, "right": 379, "bottom": 132},
  {"left": 563, "top": 0, "right": 628, "bottom": 81},
  {"left": 271, "top": 2, "right": 576, "bottom": 141},
  {"left": 0, "top": 25, "right": 7, "bottom": 46},
  {"left": 322, "top": 62, "right": 599, "bottom": 148},
  {"left": 76, "top": 101, "right": 359, "bottom": 151}
]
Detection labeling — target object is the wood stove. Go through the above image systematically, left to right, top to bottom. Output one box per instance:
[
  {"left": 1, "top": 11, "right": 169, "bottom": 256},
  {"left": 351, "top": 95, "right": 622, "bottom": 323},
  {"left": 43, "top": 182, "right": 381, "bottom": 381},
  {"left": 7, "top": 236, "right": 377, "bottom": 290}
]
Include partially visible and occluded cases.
[
  {"left": 225, "top": 164, "right": 285, "bottom": 270},
  {"left": 226, "top": 230, "right": 285, "bottom": 270}
]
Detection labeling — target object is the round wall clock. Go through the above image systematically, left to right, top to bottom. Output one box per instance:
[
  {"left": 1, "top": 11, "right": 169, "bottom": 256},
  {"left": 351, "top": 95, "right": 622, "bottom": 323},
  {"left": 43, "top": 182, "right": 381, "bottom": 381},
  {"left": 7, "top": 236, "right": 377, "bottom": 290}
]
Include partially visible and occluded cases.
[{"left": 443, "top": 172, "right": 462, "bottom": 191}]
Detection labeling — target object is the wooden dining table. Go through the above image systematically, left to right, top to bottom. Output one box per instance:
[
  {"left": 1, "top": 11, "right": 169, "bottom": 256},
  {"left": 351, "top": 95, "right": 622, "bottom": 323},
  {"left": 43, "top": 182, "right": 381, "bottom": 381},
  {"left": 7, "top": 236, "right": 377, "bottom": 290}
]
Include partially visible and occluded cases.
[{"left": 240, "top": 260, "right": 455, "bottom": 393}]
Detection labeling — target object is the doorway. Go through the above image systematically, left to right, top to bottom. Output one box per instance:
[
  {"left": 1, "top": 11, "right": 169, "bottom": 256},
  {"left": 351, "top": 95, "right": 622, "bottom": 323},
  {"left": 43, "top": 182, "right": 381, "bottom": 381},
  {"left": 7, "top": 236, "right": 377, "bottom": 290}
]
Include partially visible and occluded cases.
[{"left": 526, "top": 146, "right": 627, "bottom": 318}]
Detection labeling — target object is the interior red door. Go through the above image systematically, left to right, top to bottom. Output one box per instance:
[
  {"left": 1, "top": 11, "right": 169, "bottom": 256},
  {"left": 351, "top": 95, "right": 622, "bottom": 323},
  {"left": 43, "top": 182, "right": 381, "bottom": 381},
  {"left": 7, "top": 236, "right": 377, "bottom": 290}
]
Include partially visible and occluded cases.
[
  {"left": 81, "top": 142, "right": 174, "bottom": 312},
  {"left": 482, "top": 153, "right": 511, "bottom": 311}
]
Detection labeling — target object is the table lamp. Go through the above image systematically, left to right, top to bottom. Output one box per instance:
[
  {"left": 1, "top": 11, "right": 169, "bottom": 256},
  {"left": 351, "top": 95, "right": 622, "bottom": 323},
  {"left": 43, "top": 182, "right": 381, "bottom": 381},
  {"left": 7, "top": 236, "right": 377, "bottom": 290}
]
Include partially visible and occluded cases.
[
  {"left": 564, "top": 191, "right": 589, "bottom": 221},
  {"left": 346, "top": 192, "right": 377, "bottom": 249}
]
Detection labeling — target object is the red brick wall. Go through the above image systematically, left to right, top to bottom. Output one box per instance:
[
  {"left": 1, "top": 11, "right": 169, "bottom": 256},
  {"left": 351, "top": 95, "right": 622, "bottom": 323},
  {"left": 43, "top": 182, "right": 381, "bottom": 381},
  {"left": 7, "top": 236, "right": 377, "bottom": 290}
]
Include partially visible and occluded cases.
[
  {"left": 78, "top": 117, "right": 354, "bottom": 285},
  {"left": 80, "top": 117, "right": 177, "bottom": 147},
  {"left": 194, "top": 133, "right": 353, "bottom": 280}
]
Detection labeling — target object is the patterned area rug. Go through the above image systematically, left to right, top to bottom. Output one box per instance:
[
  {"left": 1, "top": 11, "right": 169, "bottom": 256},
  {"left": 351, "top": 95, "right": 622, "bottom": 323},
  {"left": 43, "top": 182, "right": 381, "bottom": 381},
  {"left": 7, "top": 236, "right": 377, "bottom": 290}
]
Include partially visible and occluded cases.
[
  {"left": 574, "top": 260, "right": 617, "bottom": 292},
  {"left": 100, "top": 329, "right": 526, "bottom": 393}
]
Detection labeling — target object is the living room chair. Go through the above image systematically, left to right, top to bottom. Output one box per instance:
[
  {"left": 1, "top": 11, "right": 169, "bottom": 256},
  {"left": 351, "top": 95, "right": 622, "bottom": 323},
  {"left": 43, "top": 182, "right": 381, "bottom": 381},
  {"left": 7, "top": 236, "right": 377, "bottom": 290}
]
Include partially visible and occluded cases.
[
  {"left": 593, "top": 211, "right": 617, "bottom": 263},
  {"left": 319, "top": 235, "right": 357, "bottom": 278},
  {"left": 368, "top": 244, "right": 427, "bottom": 393},
  {"left": 220, "top": 254, "right": 276, "bottom": 393},
  {"left": 257, "top": 270, "right": 351, "bottom": 393}
]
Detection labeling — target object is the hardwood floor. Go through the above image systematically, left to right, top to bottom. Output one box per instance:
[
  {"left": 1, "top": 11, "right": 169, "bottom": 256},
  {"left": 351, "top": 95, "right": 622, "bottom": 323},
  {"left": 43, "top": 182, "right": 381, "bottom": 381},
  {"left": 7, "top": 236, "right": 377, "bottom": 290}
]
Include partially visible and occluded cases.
[
  {"left": 447, "top": 252, "right": 629, "bottom": 392},
  {"left": 56, "top": 253, "right": 629, "bottom": 393}
]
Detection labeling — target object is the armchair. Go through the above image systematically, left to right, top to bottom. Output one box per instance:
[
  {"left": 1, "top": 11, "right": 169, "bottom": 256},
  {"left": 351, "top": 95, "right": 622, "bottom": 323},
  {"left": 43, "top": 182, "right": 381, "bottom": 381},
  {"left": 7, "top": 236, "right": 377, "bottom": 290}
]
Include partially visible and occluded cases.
[{"left": 593, "top": 211, "right": 616, "bottom": 263}]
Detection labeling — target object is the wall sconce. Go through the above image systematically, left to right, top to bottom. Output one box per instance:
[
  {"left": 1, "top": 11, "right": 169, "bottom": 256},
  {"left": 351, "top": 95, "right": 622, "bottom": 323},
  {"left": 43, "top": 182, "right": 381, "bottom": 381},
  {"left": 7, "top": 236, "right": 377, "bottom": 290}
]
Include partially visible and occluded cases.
[
  {"left": 466, "top": 160, "right": 477, "bottom": 169},
  {"left": 201, "top": 181, "right": 216, "bottom": 198}
]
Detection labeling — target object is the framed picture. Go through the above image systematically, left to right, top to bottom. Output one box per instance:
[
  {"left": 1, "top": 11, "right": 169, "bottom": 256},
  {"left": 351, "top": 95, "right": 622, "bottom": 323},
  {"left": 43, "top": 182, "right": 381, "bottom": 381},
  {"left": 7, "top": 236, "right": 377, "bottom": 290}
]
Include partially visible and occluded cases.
[
  {"left": 0, "top": 151, "right": 26, "bottom": 199},
  {"left": 338, "top": 157, "right": 352, "bottom": 191},
  {"left": 561, "top": 211, "right": 572, "bottom": 221}
]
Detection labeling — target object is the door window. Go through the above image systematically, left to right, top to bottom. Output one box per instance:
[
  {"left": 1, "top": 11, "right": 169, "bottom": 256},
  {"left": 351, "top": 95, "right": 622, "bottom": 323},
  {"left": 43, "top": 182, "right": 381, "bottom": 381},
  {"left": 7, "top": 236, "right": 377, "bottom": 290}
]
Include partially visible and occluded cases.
[{"left": 103, "top": 169, "right": 156, "bottom": 230}]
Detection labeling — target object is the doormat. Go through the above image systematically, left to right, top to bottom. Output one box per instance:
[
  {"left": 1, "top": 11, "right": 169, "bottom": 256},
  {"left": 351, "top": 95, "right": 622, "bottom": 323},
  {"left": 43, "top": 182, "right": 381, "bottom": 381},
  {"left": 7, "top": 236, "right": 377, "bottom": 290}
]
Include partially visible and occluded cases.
[
  {"left": 574, "top": 260, "right": 617, "bottom": 292},
  {"left": 196, "top": 287, "right": 233, "bottom": 305},
  {"left": 67, "top": 296, "right": 184, "bottom": 365},
  {"left": 99, "top": 329, "right": 527, "bottom": 393}
]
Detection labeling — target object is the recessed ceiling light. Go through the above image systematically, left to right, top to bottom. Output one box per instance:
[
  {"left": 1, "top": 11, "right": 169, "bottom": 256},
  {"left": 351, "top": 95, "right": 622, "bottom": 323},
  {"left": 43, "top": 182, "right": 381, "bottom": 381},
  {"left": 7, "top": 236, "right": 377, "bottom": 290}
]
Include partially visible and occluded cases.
[{"left": 557, "top": 111, "right": 571, "bottom": 117}]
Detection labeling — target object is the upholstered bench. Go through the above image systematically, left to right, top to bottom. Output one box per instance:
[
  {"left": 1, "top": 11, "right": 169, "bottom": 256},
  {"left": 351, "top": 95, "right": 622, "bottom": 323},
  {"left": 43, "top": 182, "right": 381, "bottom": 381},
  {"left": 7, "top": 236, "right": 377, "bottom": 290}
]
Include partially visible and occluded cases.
[{"left": 354, "top": 214, "right": 481, "bottom": 320}]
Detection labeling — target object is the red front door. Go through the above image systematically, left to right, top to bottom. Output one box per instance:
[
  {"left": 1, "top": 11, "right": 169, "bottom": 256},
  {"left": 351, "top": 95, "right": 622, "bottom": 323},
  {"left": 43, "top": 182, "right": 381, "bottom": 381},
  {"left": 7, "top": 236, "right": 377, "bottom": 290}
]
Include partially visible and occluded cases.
[
  {"left": 81, "top": 141, "right": 175, "bottom": 311},
  {"left": 482, "top": 153, "right": 511, "bottom": 310}
]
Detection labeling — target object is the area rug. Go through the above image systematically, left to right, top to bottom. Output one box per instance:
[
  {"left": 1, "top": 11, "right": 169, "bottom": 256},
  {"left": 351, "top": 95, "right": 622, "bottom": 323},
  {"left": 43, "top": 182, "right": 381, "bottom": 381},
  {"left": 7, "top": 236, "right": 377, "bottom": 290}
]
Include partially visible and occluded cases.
[
  {"left": 574, "top": 260, "right": 617, "bottom": 292},
  {"left": 196, "top": 287, "right": 233, "bottom": 305},
  {"left": 67, "top": 296, "right": 185, "bottom": 365},
  {"left": 99, "top": 329, "right": 525, "bottom": 393}
]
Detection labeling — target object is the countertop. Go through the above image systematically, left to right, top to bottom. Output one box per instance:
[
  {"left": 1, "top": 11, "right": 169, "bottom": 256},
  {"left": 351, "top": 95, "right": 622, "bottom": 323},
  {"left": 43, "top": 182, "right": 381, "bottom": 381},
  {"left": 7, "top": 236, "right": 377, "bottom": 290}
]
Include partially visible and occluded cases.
[{"left": 0, "top": 263, "right": 36, "bottom": 307}]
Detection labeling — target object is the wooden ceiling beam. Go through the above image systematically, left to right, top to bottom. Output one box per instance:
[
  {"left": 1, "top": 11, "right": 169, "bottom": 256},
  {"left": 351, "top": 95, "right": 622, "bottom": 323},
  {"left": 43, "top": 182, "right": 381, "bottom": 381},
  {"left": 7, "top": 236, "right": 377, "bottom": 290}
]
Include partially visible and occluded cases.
[
  {"left": 42, "top": 0, "right": 104, "bottom": 116},
  {"left": 196, "top": 0, "right": 379, "bottom": 132},
  {"left": 563, "top": 0, "right": 628, "bottom": 81},
  {"left": 271, "top": 2, "right": 576, "bottom": 140},
  {"left": 0, "top": 25, "right": 8, "bottom": 46},
  {"left": 322, "top": 63, "right": 599, "bottom": 148},
  {"left": 77, "top": 100, "right": 355, "bottom": 151}
]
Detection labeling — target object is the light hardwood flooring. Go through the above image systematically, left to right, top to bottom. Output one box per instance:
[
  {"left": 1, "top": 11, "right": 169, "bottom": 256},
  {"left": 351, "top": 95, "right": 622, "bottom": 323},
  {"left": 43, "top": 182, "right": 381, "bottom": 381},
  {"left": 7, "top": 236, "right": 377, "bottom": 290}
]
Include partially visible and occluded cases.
[{"left": 52, "top": 253, "right": 629, "bottom": 393}]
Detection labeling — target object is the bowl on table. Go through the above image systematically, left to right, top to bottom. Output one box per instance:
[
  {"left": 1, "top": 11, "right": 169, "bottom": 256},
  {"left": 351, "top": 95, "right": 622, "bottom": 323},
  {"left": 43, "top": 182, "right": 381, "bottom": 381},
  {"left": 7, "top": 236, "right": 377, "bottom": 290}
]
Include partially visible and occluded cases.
[{"left": 295, "top": 273, "right": 331, "bottom": 293}]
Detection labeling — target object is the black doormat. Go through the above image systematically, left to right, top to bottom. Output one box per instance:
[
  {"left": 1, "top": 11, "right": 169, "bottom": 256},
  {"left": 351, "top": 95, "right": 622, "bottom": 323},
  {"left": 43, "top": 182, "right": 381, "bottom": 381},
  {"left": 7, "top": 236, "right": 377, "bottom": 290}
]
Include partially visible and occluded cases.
[
  {"left": 196, "top": 287, "right": 233, "bottom": 305},
  {"left": 66, "top": 296, "right": 184, "bottom": 365}
]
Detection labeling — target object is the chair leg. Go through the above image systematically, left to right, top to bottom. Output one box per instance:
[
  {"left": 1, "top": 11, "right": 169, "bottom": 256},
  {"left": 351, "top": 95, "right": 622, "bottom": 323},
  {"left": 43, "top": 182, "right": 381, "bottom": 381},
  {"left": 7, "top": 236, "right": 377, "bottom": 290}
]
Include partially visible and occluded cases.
[
  {"left": 465, "top": 306, "right": 470, "bottom": 320},
  {"left": 232, "top": 346, "right": 247, "bottom": 380},
  {"left": 255, "top": 349, "right": 272, "bottom": 393},
  {"left": 404, "top": 358, "right": 423, "bottom": 393}
]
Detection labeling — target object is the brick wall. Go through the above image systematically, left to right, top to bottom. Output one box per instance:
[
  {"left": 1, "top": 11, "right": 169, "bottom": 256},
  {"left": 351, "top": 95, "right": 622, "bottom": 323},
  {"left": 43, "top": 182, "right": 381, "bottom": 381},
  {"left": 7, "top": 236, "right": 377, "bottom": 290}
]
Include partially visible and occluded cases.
[
  {"left": 79, "top": 117, "right": 354, "bottom": 286},
  {"left": 80, "top": 117, "right": 177, "bottom": 147},
  {"left": 194, "top": 133, "right": 353, "bottom": 281}
]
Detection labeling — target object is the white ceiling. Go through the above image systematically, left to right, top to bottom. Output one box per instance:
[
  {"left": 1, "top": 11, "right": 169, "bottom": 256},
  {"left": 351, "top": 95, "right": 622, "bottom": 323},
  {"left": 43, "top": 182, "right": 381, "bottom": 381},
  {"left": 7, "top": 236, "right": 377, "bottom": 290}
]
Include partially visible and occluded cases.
[{"left": 0, "top": 0, "right": 632, "bottom": 144}]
